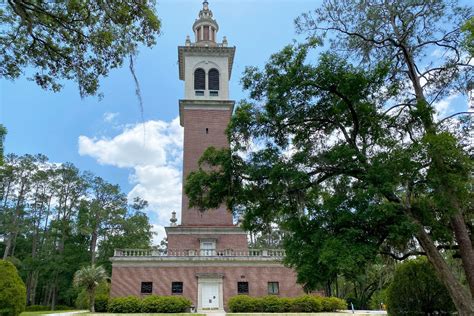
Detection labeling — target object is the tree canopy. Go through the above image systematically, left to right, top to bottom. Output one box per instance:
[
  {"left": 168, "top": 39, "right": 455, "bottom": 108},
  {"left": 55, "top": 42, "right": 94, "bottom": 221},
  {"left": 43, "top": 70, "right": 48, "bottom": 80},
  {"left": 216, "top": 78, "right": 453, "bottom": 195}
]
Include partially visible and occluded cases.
[
  {"left": 0, "top": 0, "right": 160, "bottom": 97},
  {"left": 185, "top": 0, "right": 473, "bottom": 314},
  {"left": 0, "top": 153, "right": 153, "bottom": 308}
]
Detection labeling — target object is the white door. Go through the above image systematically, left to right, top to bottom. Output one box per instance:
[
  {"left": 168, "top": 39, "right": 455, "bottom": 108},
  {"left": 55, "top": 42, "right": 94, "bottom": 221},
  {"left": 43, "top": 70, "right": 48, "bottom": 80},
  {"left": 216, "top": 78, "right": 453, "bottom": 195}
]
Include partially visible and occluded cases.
[{"left": 201, "top": 283, "right": 219, "bottom": 308}]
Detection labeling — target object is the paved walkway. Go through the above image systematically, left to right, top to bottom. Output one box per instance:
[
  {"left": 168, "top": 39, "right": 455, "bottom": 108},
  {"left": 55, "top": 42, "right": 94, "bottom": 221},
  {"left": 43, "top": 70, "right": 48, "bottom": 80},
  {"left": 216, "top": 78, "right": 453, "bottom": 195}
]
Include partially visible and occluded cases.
[{"left": 45, "top": 311, "right": 88, "bottom": 316}]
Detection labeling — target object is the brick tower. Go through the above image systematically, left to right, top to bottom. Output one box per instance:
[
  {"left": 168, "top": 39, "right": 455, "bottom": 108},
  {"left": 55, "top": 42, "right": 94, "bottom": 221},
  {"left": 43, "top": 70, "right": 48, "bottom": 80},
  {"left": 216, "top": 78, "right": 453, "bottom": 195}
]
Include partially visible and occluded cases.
[
  {"left": 166, "top": 0, "right": 248, "bottom": 256},
  {"left": 110, "top": 2, "right": 304, "bottom": 310}
]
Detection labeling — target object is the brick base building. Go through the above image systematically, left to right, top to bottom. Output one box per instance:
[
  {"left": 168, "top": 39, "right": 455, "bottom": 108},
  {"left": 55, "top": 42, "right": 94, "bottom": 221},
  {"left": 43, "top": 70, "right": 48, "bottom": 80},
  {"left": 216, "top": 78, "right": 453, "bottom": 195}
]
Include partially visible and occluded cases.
[{"left": 110, "top": 1, "right": 305, "bottom": 311}]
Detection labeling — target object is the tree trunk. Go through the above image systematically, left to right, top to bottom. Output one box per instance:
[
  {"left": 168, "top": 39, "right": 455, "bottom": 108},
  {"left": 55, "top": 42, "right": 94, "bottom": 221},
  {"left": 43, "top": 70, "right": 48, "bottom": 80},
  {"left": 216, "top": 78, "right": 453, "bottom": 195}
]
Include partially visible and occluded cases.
[
  {"left": 451, "top": 211, "right": 474, "bottom": 298},
  {"left": 416, "top": 227, "right": 474, "bottom": 315},
  {"left": 91, "top": 231, "right": 98, "bottom": 265},
  {"left": 3, "top": 237, "right": 11, "bottom": 259},
  {"left": 89, "top": 288, "right": 96, "bottom": 312}
]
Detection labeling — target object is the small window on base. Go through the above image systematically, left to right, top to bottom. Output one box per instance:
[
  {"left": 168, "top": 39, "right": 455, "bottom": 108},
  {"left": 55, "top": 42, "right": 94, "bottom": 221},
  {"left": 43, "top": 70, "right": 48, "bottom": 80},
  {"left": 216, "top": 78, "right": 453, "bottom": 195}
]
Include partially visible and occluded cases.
[
  {"left": 195, "top": 90, "right": 205, "bottom": 96},
  {"left": 209, "top": 90, "right": 219, "bottom": 96},
  {"left": 141, "top": 282, "right": 153, "bottom": 294},
  {"left": 172, "top": 282, "right": 183, "bottom": 294},
  {"left": 238, "top": 282, "right": 249, "bottom": 294},
  {"left": 268, "top": 282, "right": 279, "bottom": 295}
]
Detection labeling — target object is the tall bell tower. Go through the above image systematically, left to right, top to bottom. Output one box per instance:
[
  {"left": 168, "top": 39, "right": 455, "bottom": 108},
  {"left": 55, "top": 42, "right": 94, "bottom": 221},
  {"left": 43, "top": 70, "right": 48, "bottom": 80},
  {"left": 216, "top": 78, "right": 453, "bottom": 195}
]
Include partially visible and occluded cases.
[{"left": 178, "top": 1, "right": 236, "bottom": 227}]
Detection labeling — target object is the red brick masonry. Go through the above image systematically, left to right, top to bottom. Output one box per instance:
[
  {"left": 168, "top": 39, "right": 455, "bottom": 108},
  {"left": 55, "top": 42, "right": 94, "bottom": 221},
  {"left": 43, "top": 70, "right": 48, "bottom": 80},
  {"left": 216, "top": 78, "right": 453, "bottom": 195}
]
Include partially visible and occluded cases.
[{"left": 110, "top": 263, "right": 305, "bottom": 309}]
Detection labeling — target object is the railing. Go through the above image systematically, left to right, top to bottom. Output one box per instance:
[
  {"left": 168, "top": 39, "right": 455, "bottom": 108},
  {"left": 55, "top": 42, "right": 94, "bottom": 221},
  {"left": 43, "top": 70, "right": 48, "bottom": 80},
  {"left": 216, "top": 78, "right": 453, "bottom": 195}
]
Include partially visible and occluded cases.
[{"left": 114, "top": 248, "right": 285, "bottom": 258}]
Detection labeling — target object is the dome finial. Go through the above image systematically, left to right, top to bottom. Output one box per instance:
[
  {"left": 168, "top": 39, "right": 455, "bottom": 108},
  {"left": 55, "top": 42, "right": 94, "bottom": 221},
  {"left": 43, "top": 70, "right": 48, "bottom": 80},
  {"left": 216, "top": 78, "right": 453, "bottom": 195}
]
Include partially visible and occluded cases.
[{"left": 203, "top": 1, "right": 209, "bottom": 9}]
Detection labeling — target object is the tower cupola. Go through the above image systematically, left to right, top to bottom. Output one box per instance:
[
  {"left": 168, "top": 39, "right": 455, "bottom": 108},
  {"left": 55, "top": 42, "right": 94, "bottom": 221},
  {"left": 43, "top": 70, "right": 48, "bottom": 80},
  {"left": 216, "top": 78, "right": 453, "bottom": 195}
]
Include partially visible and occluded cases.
[{"left": 193, "top": 1, "right": 219, "bottom": 47}]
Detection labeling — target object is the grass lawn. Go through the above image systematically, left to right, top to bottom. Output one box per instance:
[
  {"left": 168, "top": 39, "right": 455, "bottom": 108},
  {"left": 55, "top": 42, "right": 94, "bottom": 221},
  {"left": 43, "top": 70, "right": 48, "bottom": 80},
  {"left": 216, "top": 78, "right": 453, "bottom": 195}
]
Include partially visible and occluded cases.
[
  {"left": 21, "top": 311, "right": 82, "bottom": 316},
  {"left": 22, "top": 313, "right": 203, "bottom": 316},
  {"left": 84, "top": 314, "right": 205, "bottom": 316}
]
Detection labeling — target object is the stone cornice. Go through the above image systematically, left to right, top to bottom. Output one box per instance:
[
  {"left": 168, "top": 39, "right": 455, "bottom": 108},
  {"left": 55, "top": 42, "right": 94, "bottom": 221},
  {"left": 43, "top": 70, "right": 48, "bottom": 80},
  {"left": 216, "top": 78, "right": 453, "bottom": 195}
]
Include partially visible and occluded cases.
[
  {"left": 178, "top": 46, "right": 236, "bottom": 81},
  {"left": 166, "top": 225, "right": 245, "bottom": 235},
  {"left": 111, "top": 257, "right": 285, "bottom": 267}
]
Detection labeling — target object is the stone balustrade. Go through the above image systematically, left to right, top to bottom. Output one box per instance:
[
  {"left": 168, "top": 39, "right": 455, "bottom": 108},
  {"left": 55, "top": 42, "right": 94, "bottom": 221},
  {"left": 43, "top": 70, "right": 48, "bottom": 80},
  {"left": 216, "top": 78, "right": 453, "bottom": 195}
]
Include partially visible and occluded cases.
[{"left": 114, "top": 248, "right": 285, "bottom": 258}]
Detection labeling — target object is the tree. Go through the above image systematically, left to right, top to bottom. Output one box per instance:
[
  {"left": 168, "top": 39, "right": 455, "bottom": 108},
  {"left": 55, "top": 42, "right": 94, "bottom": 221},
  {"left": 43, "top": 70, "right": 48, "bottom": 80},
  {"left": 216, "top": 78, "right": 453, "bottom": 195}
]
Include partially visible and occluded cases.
[
  {"left": 0, "top": 0, "right": 160, "bottom": 97},
  {"left": 462, "top": 17, "right": 474, "bottom": 56},
  {"left": 185, "top": 42, "right": 473, "bottom": 316},
  {"left": 0, "top": 125, "right": 6, "bottom": 165},
  {"left": 0, "top": 153, "right": 152, "bottom": 307},
  {"left": 78, "top": 177, "right": 127, "bottom": 265},
  {"left": 97, "top": 197, "right": 153, "bottom": 274},
  {"left": 386, "top": 257, "right": 455, "bottom": 314},
  {"left": 0, "top": 259, "right": 26, "bottom": 316},
  {"left": 73, "top": 265, "right": 107, "bottom": 312}
]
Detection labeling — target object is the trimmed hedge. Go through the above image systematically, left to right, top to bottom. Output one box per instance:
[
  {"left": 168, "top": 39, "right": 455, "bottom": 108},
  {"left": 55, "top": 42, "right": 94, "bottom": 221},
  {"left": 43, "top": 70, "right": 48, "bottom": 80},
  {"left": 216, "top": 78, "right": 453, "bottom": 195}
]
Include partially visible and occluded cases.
[
  {"left": 0, "top": 260, "right": 26, "bottom": 316},
  {"left": 108, "top": 295, "right": 192, "bottom": 313},
  {"left": 228, "top": 295, "right": 346, "bottom": 313},
  {"left": 94, "top": 296, "right": 109, "bottom": 313},
  {"left": 108, "top": 296, "right": 141, "bottom": 313},
  {"left": 24, "top": 305, "right": 73, "bottom": 312},
  {"left": 24, "top": 306, "right": 50, "bottom": 312}
]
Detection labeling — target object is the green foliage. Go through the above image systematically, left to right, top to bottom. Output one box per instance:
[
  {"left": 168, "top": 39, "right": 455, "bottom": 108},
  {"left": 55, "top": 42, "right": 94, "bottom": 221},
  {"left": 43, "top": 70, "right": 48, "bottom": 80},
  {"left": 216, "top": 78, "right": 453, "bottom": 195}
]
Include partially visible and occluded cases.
[
  {"left": 0, "top": 1, "right": 161, "bottom": 97},
  {"left": 185, "top": 2, "right": 474, "bottom": 312},
  {"left": 462, "top": 17, "right": 474, "bottom": 56},
  {"left": 0, "top": 125, "right": 6, "bottom": 165},
  {"left": 1, "top": 153, "right": 152, "bottom": 307},
  {"left": 386, "top": 258, "right": 455, "bottom": 315},
  {"left": 0, "top": 260, "right": 26, "bottom": 316},
  {"left": 73, "top": 265, "right": 108, "bottom": 312},
  {"left": 75, "top": 281, "right": 109, "bottom": 309},
  {"left": 369, "top": 289, "right": 388, "bottom": 310},
  {"left": 107, "top": 295, "right": 192, "bottom": 313},
  {"left": 140, "top": 295, "right": 192, "bottom": 313},
  {"left": 227, "top": 295, "right": 346, "bottom": 313},
  {"left": 228, "top": 295, "right": 262, "bottom": 313},
  {"left": 288, "top": 295, "right": 321, "bottom": 312},
  {"left": 94, "top": 296, "right": 109, "bottom": 313},
  {"left": 108, "top": 296, "right": 142, "bottom": 313},
  {"left": 260, "top": 296, "right": 287, "bottom": 312},
  {"left": 321, "top": 297, "right": 346, "bottom": 312},
  {"left": 53, "top": 305, "right": 74, "bottom": 311},
  {"left": 24, "top": 306, "right": 49, "bottom": 312}
]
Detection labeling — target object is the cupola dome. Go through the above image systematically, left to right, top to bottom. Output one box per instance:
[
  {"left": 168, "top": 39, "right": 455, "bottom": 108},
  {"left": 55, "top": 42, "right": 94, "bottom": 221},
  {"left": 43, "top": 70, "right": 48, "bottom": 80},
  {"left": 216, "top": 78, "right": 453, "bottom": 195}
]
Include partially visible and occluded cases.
[{"left": 193, "top": 1, "right": 219, "bottom": 47}]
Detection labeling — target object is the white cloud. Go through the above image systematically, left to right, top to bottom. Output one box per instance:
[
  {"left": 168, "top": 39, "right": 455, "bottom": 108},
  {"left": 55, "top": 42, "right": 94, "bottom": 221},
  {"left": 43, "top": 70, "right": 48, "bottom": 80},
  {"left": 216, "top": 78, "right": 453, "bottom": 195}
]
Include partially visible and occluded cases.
[
  {"left": 433, "top": 93, "right": 459, "bottom": 120},
  {"left": 103, "top": 112, "right": 119, "bottom": 123},
  {"left": 78, "top": 117, "right": 183, "bottom": 246},
  {"left": 152, "top": 224, "right": 167, "bottom": 245}
]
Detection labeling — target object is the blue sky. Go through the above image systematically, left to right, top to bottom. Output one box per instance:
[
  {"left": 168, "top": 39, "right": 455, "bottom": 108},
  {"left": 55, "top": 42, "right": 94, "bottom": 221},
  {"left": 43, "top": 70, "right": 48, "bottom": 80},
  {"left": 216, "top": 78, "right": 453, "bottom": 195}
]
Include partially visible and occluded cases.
[{"left": 0, "top": 0, "right": 470, "bottom": 242}]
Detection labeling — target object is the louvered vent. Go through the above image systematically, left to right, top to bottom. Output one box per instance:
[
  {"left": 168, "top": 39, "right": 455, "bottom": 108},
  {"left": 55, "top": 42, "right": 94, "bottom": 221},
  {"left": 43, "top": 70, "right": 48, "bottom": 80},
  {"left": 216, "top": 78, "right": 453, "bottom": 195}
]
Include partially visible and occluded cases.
[
  {"left": 194, "top": 68, "right": 205, "bottom": 90},
  {"left": 208, "top": 68, "right": 219, "bottom": 91}
]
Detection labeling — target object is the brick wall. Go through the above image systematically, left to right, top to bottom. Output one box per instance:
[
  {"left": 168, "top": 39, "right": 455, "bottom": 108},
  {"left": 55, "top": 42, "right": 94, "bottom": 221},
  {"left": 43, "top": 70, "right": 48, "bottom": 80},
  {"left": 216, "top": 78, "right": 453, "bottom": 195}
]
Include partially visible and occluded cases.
[
  {"left": 181, "top": 107, "right": 234, "bottom": 226},
  {"left": 167, "top": 232, "right": 248, "bottom": 251},
  {"left": 111, "top": 264, "right": 305, "bottom": 310}
]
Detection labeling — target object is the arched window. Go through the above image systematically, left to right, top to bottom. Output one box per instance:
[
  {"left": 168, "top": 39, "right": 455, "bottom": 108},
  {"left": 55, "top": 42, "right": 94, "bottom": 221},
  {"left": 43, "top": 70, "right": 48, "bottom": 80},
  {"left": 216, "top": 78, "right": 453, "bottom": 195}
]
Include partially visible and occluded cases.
[
  {"left": 194, "top": 68, "right": 205, "bottom": 91},
  {"left": 208, "top": 68, "right": 219, "bottom": 91}
]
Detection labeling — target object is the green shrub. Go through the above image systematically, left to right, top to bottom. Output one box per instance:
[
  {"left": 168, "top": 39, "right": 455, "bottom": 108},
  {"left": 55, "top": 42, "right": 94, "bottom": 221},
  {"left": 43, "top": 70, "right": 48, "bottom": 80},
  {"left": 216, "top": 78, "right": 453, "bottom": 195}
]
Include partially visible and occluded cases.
[
  {"left": 386, "top": 258, "right": 455, "bottom": 315},
  {"left": 0, "top": 260, "right": 26, "bottom": 316},
  {"left": 75, "top": 281, "right": 109, "bottom": 309},
  {"left": 369, "top": 289, "right": 388, "bottom": 310},
  {"left": 228, "top": 295, "right": 262, "bottom": 312},
  {"left": 228, "top": 295, "right": 346, "bottom": 313},
  {"left": 289, "top": 295, "right": 321, "bottom": 312},
  {"left": 94, "top": 296, "right": 109, "bottom": 313},
  {"left": 108, "top": 296, "right": 141, "bottom": 313},
  {"left": 141, "top": 296, "right": 192, "bottom": 313},
  {"left": 261, "top": 296, "right": 285, "bottom": 313},
  {"left": 278, "top": 297, "right": 293, "bottom": 312},
  {"left": 322, "top": 297, "right": 346, "bottom": 311},
  {"left": 25, "top": 305, "right": 50, "bottom": 312},
  {"left": 54, "top": 305, "right": 74, "bottom": 311}
]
